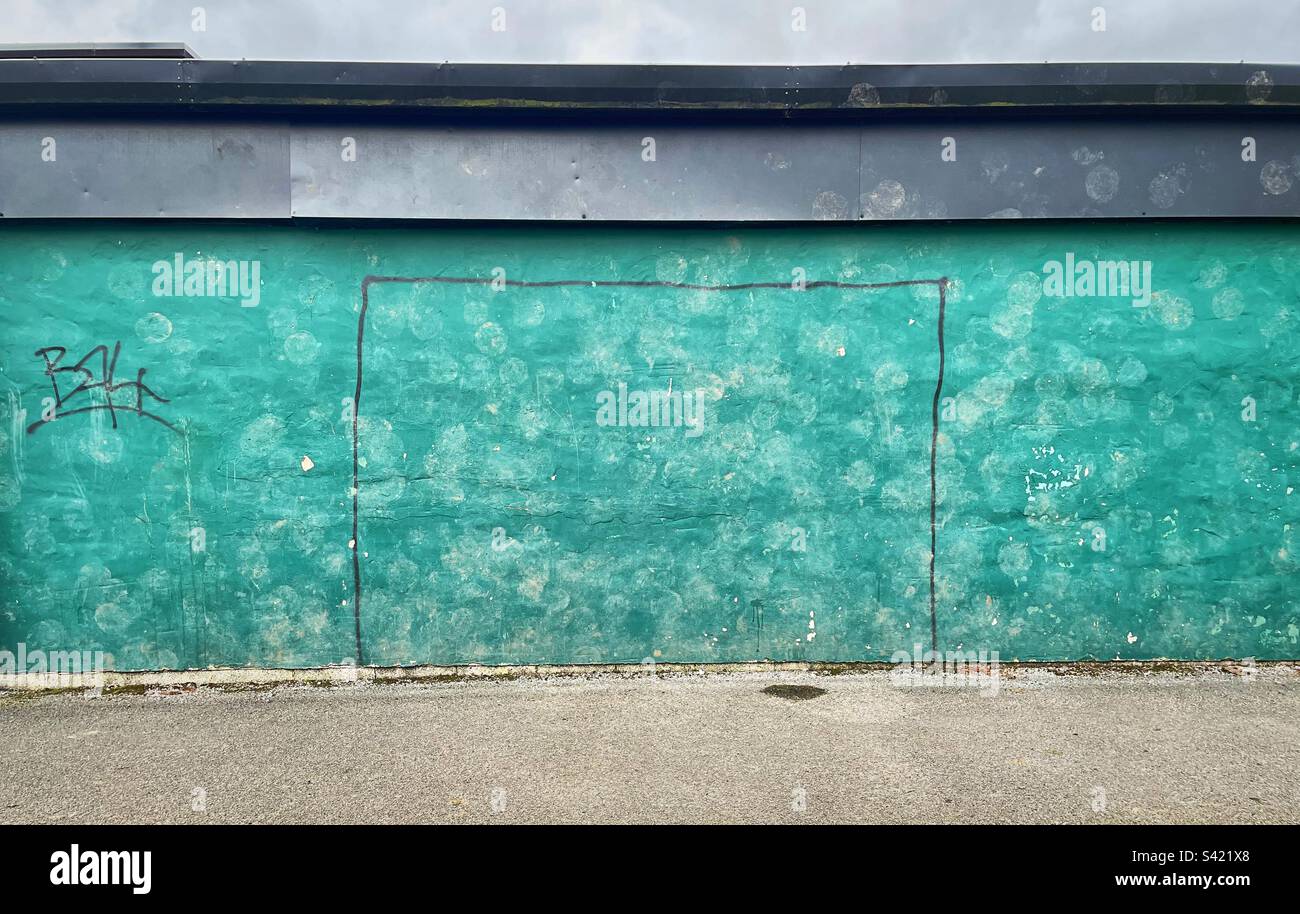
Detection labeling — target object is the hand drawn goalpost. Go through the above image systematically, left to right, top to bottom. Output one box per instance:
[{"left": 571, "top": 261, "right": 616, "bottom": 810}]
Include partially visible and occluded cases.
[{"left": 352, "top": 273, "right": 949, "bottom": 665}]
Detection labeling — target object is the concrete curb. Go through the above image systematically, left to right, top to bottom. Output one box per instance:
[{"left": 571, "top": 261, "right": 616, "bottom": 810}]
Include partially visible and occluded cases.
[{"left": 1, "top": 659, "right": 1294, "bottom": 693}]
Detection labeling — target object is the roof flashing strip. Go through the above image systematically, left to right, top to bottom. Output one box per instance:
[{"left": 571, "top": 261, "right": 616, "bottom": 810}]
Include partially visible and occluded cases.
[{"left": 0, "top": 60, "right": 1296, "bottom": 115}]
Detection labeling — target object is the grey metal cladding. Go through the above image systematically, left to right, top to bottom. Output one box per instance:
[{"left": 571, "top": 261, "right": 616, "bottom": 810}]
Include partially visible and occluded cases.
[
  {"left": 3, "top": 119, "right": 1299, "bottom": 220},
  {"left": 293, "top": 120, "right": 1300, "bottom": 220},
  {"left": 855, "top": 120, "right": 1300, "bottom": 220},
  {"left": 0, "top": 121, "right": 290, "bottom": 218},
  {"left": 290, "top": 125, "right": 862, "bottom": 220}
]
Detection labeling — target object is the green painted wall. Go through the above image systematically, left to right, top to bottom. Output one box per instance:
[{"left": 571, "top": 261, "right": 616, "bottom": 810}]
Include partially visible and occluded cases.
[{"left": 0, "top": 222, "right": 1296, "bottom": 670}]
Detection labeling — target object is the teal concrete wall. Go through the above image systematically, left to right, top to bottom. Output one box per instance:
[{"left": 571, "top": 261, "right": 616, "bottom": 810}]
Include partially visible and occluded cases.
[{"left": 0, "top": 222, "right": 1296, "bottom": 670}]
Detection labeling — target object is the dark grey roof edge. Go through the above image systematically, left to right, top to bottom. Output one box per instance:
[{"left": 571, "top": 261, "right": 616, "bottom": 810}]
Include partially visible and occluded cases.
[
  {"left": 0, "top": 42, "right": 196, "bottom": 60},
  {"left": 0, "top": 59, "right": 1296, "bottom": 117}
]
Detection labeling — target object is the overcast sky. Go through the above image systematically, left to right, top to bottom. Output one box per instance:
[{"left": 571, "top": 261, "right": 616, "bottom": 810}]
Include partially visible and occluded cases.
[{"left": 3, "top": 0, "right": 1296, "bottom": 64}]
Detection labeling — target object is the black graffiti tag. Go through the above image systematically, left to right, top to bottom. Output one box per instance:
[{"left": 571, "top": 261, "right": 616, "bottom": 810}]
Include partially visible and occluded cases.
[{"left": 26, "top": 342, "right": 179, "bottom": 435}]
